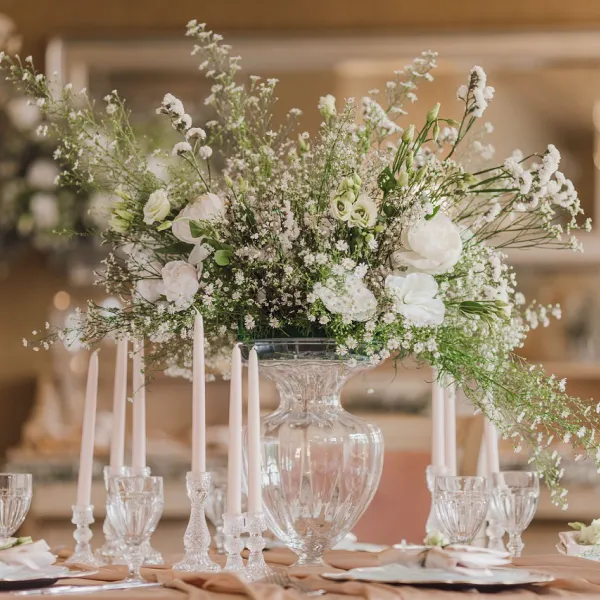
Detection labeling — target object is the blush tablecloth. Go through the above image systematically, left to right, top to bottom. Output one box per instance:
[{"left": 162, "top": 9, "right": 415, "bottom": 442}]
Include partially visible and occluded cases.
[{"left": 49, "top": 548, "right": 600, "bottom": 600}]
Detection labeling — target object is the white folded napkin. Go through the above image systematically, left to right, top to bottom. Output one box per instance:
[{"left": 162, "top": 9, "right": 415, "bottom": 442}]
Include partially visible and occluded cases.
[
  {"left": 0, "top": 539, "right": 56, "bottom": 571},
  {"left": 381, "top": 544, "right": 510, "bottom": 577}
]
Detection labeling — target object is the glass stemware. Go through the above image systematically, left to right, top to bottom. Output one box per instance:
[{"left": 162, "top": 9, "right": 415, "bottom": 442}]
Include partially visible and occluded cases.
[
  {"left": 491, "top": 471, "right": 539, "bottom": 557},
  {"left": 0, "top": 474, "right": 32, "bottom": 545},
  {"left": 107, "top": 476, "right": 164, "bottom": 583},
  {"left": 434, "top": 476, "right": 489, "bottom": 545},
  {"left": 205, "top": 482, "right": 227, "bottom": 554}
]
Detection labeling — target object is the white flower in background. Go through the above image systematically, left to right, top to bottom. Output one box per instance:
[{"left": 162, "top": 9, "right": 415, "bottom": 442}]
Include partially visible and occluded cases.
[
  {"left": 467, "top": 66, "right": 495, "bottom": 118},
  {"left": 157, "top": 93, "right": 185, "bottom": 117},
  {"left": 318, "top": 94, "right": 337, "bottom": 118},
  {"left": 6, "top": 96, "right": 40, "bottom": 130},
  {"left": 186, "top": 127, "right": 206, "bottom": 140},
  {"left": 172, "top": 141, "right": 192, "bottom": 156},
  {"left": 199, "top": 146, "right": 212, "bottom": 160},
  {"left": 146, "top": 155, "right": 171, "bottom": 182},
  {"left": 26, "top": 159, "right": 59, "bottom": 190},
  {"left": 143, "top": 189, "right": 171, "bottom": 225},
  {"left": 30, "top": 193, "right": 59, "bottom": 229},
  {"left": 87, "top": 193, "right": 116, "bottom": 227},
  {"left": 330, "top": 193, "right": 353, "bottom": 222},
  {"left": 172, "top": 194, "right": 225, "bottom": 244},
  {"left": 348, "top": 194, "right": 377, "bottom": 229},
  {"left": 391, "top": 212, "right": 462, "bottom": 274},
  {"left": 188, "top": 243, "right": 213, "bottom": 267},
  {"left": 161, "top": 260, "right": 199, "bottom": 310},
  {"left": 385, "top": 273, "right": 445, "bottom": 326},
  {"left": 314, "top": 274, "right": 377, "bottom": 322},
  {"left": 136, "top": 278, "right": 165, "bottom": 303},
  {"left": 571, "top": 520, "right": 600, "bottom": 545}
]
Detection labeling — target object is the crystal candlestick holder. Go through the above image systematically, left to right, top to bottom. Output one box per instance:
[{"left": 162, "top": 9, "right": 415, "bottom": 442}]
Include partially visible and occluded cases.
[
  {"left": 425, "top": 465, "right": 448, "bottom": 536},
  {"left": 95, "top": 466, "right": 127, "bottom": 565},
  {"left": 173, "top": 472, "right": 221, "bottom": 572},
  {"left": 65, "top": 505, "right": 103, "bottom": 567},
  {"left": 244, "top": 512, "right": 273, "bottom": 581},
  {"left": 222, "top": 513, "right": 246, "bottom": 574},
  {"left": 486, "top": 514, "right": 507, "bottom": 552}
]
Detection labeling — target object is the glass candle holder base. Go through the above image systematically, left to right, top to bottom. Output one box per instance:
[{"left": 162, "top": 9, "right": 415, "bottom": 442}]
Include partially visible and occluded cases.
[
  {"left": 173, "top": 472, "right": 220, "bottom": 573},
  {"left": 65, "top": 505, "right": 104, "bottom": 568},
  {"left": 244, "top": 512, "right": 273, "bottom": 581},
  {"left": 222, "top": 513, "right": 246, "bottom": 574},
  {"left": 486, "top": 517, "right": 506, "bottom": 552}
]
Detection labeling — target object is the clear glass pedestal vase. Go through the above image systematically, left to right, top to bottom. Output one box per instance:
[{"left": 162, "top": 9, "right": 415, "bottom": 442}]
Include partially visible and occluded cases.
[{"left": 243, "top": 339, "right": 384, "bottom": 568}]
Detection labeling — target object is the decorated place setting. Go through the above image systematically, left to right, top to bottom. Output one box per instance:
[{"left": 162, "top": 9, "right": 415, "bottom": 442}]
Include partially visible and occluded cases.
[{"left": 2, "top": 16, "right": 600, "bottom": 600}]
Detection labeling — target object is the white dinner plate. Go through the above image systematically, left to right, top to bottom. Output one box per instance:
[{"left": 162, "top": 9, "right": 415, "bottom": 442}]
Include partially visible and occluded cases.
[
  {"left": 321, "top": 563, "right": 554, "bottom": 588},
  {"left": 0, "top": 566, "right": 97, "bottom": 591}
]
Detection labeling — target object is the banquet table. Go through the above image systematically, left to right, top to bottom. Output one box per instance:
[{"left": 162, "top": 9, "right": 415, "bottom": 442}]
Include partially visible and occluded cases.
[{"left": 37, "top": 548, "right": 600, "bottom": 600}]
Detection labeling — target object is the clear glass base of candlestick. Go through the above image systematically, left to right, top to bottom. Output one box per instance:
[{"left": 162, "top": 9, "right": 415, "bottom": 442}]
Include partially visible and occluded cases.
[
  {"left": 173, "top": 472, "right": 221, "bottom": 572},
  {"left": 65, "top": 505, "right": 104, "bottom": 568},
  {"left": 245, "top": 512, "right": 273, "bottom": 581},
  {"left": 223, "top": 513, "right": 246, "bottom": 574}
]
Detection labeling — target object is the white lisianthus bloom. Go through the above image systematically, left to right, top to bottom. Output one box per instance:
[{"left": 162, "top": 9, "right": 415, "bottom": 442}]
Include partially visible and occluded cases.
[
  {"left": 318, "top": 94, "right": 336, "bottom": 118},
  {"left": 143, "top": 189, "right": 171, "bottom": 225},
  {"left": 330, "top": 193, "right": 353, "bottom": 222},
  {"left": 172, "top": 194, "right": 225, "bottom": 244},
  {"left": 348, "top": 194, "right": 377, "bottom": 229},
  {"left": 391, "top": 212, "right": 462, "bottom": 274},
  {"left": 109, "top": 214, "right": 129, "bottom": 234},
  {"left": 188, "top": 243, "right": 213, "bottom": 267},
  {"left": 161, "top": 260, "right": 199, "bottom": 310},
  {"left": 385, "top": 273, "right": 445, "bottom": 326},
  {"left": 314, "top": 274, "right": 377, "bottom": 322},
  {"left": 576, "top": 520, "right": 600, "bottom": 545}
]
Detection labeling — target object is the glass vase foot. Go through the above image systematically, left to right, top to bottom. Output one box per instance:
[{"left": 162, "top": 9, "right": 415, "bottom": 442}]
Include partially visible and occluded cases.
[{"left": 245, "top": 512, "right": 273, "bottom": 581}]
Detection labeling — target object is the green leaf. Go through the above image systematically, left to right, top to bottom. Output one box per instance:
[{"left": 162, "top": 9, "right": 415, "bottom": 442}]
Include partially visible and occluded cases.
[
  {"left": 377, "top": 167, "right": 396, "bottom": 193},
  {"left": 425, "top": 205, "right": 441, "bottom": 221},
  {"left": 156, "top": 220, "right": 172, "bottom": 231},
  {"left": 189, "top": 221, "right": 206, "bottom": 240},
  {"left": 154, "top": 242, "right": 191, "bottom": 255},
  {"left": 214, "top": 249, "right": 233, "bottom": 266},
  {"left": 569, "top": 522, "right": 587, "bottom": 531}
]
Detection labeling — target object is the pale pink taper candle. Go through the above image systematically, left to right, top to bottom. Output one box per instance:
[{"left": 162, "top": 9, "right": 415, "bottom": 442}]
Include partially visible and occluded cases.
[
  {"left": 191, "top": 314, "right": 206, "bottom": 475},
  {"left": 109, "top": 338, "right": 128, "bottom": 474},
  {"left": 132, "top": 341, "right": 146, "bottom": 472},
  {"left": 227, "top": 345, "right": 243, "bottom": 515},
  {"left": 247, "top": 347, "right": 262, "bottom": 513},
  {"left": 76, "top": 351, "right": 99, "bottom": 507},
  {"left": 431, "top": 370, "right": 445, "bottom": 468},
  {"left": 445, "top": 382, "right": 457, "bottom": 475},
  {"left": 484, "top": 416, "right": 500, "bottom": 475}
]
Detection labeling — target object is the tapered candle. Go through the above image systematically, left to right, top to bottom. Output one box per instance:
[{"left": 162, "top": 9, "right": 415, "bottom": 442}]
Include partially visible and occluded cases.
[
  {"left": 191, "top": 314, "right": 206, "bottom": 475},
  {"left": 109, "top": 338, "right": 128, "bottom": 474},
  {"left": 132, "top": 341, "right": 146, "bottom": 473},
  {"left": 227, "top": 344, "right": 242, "bottom": 515},
  {"left": 247, "top": 347, "right": 262, "bottom": 513},
  {"left": 76, "top": 351, "right": 99, "bottom": 507},
  {"left": 431, "top": 370, "right": 445, "bottom": 469},
  {"left": 445, "top": 382, "right": 457, "bottom": 475},
  {"left": 484, "top": 416, "right": 500, "bottom": 475}
]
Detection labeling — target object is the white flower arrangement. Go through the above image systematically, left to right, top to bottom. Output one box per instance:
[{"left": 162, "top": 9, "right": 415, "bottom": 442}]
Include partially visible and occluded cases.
[{"left": 1, "top": 22, "right": 597, "bottom": 503}]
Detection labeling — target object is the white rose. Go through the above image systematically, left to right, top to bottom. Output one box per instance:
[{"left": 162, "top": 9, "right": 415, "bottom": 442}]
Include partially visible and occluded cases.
[
  {"left": 318, "top": 94, "right": 337, "bottom": 118},
  {"left": 143, "top": 189, "right": 171, "bottom": 225},
  {"left": 172, "top": 193, "right": 225, "bottom": 244},
  {"left": 348, "top": 194, "right": 377, "bottom": 229},
  {"left": 391, "top": 212, "right": 462, "bottom": 274},
  {"left": 161, "top": 260, "right": 199, "bottom": 311},
  {"left": 385, "top": 272, "right": 445, "bottom": 326},
  {"left": 314, "top": 274, "right": 377, "bottom": 322},
  {"left": 136, "top": 279, "right": 165, "bottom": 303}
]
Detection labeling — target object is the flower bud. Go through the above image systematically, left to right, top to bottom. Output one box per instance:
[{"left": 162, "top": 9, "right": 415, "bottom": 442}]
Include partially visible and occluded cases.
[
  {"left": 426, "top": 102, "right": 440, "bottom": 122},
  {"left": 447, "top": 118, "right": 460, "bottom": 127},
  {"left": 433, "top": 123, "right": 440, "bottom": 142},
  {"left": 401, "top": 124, "right": 415, "bottom": 144},
  {"left": 405, "top": 151, "right": 414, "bottom": 169},
  {"left": 415, "top": 165, "right": 427, "bottom": 182},
  {"left": 397, "top": 166, "right": 409, "bottom": 188},
  {"left": 352, "top": 173, "right": 362, "bottom": 188},
  {"left": 464, "top": 173, "right": 479, "bottom": 186},
  {"left": 224, "top": 174, "right": 234, "bottom": 187},
  {"left": 375, "top": 225, "right": 385, "bottom": 233}
]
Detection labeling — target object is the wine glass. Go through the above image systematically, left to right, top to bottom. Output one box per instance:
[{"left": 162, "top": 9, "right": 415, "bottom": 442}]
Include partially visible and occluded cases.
[
  {"left": 491, "top": 471, "right": 539, "bottom": 557},
  {"left": 0, "top": 474, "right": 32, "bottom": 545},
  {"left": 107, "top": 476, "right": 164, "bottom": 583},
  {"left": 434, "top": 476, "right": 489, "bottom": 545}
]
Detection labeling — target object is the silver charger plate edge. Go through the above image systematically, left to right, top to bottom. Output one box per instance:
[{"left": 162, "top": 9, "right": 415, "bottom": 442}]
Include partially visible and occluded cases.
[
  {"left": 320, "top": 568, "right": 555, "bottom": 587},
  {"left": 0, "top": 569, "right": 99, "bottom": 583}
]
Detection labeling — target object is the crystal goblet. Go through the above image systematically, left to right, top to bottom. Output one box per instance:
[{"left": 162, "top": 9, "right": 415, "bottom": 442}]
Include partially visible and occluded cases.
[
  {"left": 491, "top": 471, "right": 539, "bottom": 557},
  {"left": 0, "top": 474, "right": 32, "bottom": 545},
  {"left": 434, "top": 475, "right": 489, "bottom": 545},
  {"left": 107, "top": 476, "right": 164, "bottom": 583}
]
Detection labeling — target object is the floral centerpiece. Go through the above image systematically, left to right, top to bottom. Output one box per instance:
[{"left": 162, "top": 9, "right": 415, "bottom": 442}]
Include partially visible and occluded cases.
[{"left": 1, "top": 22, "right": 597, "bottom": 502}]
